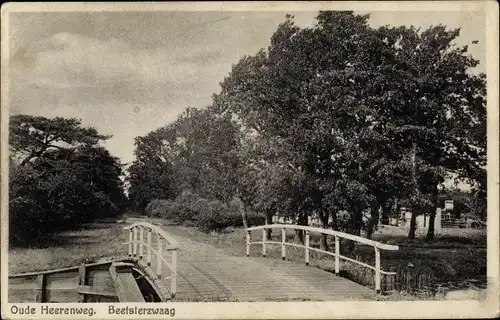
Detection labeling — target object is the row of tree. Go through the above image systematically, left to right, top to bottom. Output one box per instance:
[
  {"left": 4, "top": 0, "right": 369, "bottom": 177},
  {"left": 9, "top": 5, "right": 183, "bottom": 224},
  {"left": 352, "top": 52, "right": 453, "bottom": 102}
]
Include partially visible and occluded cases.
[
  {"left": 127, "top": 11, "right": 486, "bottom": 243},
  {"left": 9, "top": 115, "right": 127, "bottom": 246}
]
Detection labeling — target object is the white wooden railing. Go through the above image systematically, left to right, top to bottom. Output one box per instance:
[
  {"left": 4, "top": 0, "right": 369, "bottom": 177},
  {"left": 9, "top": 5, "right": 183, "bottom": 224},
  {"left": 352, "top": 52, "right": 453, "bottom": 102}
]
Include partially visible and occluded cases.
[
  {"left": 124, "top": 222, "right": 179, "bottom": 298},
  {"left": 246, "top": 224, "right": 399, "bottom": 293}
]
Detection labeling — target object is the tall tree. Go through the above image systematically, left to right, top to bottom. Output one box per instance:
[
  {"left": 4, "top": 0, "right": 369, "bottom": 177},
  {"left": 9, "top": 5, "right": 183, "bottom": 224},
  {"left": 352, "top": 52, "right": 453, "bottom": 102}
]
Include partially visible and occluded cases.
[
  {"left": 377, "top": 25, "right": 486, "bottom": 240},
  {"left": 128, "top": 106, "right": 243, "bottom": 211},
  {"left": 9, "top": 115, "right": 125, "bottom": 246},
  {"left": 10, "top": 115, "right": 109, "bottom": 166}
]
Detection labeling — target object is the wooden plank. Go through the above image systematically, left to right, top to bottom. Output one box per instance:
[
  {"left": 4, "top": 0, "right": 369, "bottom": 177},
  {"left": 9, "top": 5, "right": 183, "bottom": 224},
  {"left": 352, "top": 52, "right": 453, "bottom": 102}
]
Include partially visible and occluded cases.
[
  {"left": 125, "top": 222, "right": 179, "bottom": 249},
  {"left": 247, "top": 224, "right": 399, "bottom": 251},
  {"left": 139, "top": 226, "right": 144, "bottom": 258},
  {"left": 133, "top": 227, "right": 138, "bottom": 256},
  {"left": 147, "top": 228, "right": 152, "bottom": 265},
  {"left": 281, "top": 228, "right": 286, "bottom": 260},
  {"left": 128, "top": 229, "right": 133, "bottom": 256},
  {"left": 262, "top": 229, "right": 266, "bottom": 257},
  {"left": 245, "top": 231, "right": 250, "bottom": 257},
  {"left": 305, "top": 231, "right": 310, "bottom": 266},
  {"left": 335, "top": 236, "right": 340, "bottom": 275},
  {"left": 375, "top": 247, "right": 381, "bottom": 294},
  {"left": 170, "top": 250, "right": 177, "bottom": 298},
  {"left": 9, "top": 259, "right": 119, "bottom": 278},
  {"left": 135, "top": 259, "right": 168, "bottom": 302},
  {"left": 109, "top": 263, "right": 145, "bottom": 302},
  {"left": 78, "top": 264, "right": 86, "bottom": 302},
  {"left": 87, "top": 268, "right": 117, "bottom": 302},
  {"left": 35, "top": 274, "right": 45, "bottom": 302},
  {"left": 10, "top": 282, "right": 78, "bottom": 290},
  {"left": 77, "top": 285, "right": 117, "bottom": 297},
  {"left": 9, "top": 288, "right": 37, "bottom": 303},
  {"left": 45, "top": 289, "right": 80, "bottom": 303}
]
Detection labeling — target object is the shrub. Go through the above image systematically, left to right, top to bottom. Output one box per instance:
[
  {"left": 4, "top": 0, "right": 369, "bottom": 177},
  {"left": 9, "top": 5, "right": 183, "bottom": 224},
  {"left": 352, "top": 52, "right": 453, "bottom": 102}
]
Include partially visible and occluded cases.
[
  {"left": 174, "top": 190, "right": 202, "bottom": 222},
  {"left": 145, "top": 192, "right": 266, "bottom": 233},
  {"left": 145, "top": 199, "right": 177, "bottom": 219},
  {"left": 194, "top": 200, "right": 232, "bottom": 232},
  {"left": 245, "top": 211, "right": 266, "bottom": 227}
]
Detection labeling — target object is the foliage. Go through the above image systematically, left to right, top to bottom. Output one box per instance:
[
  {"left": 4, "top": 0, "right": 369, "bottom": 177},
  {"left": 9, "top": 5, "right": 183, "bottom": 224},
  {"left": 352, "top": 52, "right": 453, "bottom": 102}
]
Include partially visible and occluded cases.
[
  {"left": 129, "top": 11, "right": 486, "bottom": 242},
  {"left": 127, "top": 107, "right": 242, "bottom": 211},
  {"left": 9, "top": 115, "right": 126, "bottom": 247},
  {"left": 144, "top": 193, "right": 265, "bottom": 232}
]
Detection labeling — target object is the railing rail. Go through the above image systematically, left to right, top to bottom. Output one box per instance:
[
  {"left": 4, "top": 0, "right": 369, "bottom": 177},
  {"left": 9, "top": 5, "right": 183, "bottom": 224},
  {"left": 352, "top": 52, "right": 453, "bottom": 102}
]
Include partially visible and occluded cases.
[
  {"left": 123, "top": 222, "right": 178, "bottom": 298},
  {"left": 246, "top": 224, "right": 399, "bottom": 294}
]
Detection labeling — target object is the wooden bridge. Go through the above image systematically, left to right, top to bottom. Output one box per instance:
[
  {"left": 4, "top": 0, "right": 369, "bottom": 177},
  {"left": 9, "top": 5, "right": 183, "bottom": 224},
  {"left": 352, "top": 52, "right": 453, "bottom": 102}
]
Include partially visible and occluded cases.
[{"left": 9, "top": 220, "right": 399, "bottom": 302}]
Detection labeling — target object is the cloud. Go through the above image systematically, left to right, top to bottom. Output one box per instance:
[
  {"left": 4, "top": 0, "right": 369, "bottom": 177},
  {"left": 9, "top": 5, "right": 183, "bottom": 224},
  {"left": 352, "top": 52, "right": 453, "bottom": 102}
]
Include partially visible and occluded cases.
[
  {"left": 9, "top": 31, "right": 236, "bottom": 163},
  {"left": 176, "top": 50, "right": 224, "bottom": 65}
]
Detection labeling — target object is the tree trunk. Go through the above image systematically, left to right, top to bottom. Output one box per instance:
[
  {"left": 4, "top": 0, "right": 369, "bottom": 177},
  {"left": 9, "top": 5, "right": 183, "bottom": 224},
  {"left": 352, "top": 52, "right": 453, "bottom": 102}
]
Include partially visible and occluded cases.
[
  {"left": 408, "top": 141, "right": 418, "bottom": 240},
  {"left": 426, "top": 183, "right": 439, "bottom": 241},
  {"left": 395, "top": 200, "right": 402, "bottom": 225},
  {"left": 240, "top": 201, "right": 248, "bottom": 230},
  {"left": 366, "top": 204, "right": 379, "bottom": 240},
  {"left": 381, "top": 204, "right": 390, "bottom": 225},
  {"left": 265, "top": 208, "right": 274, "bottom": 239},
  {"left": 352, "top": 209, "right": 363, "bottom": 236},
  {"left": 318, "top": 210, "right": 329, "bottom": 250},
  {"left": 342, "top": 210, "right": 360, "bottom": 255},
  {"left": 408, "top": 210, "right": 417, "bottom": 240},
  {"left": 331, "top": 211, "right": 338, "bottom": 230},
  {"left": 294, "top": 212, "right": 308, "bottom": 244}
]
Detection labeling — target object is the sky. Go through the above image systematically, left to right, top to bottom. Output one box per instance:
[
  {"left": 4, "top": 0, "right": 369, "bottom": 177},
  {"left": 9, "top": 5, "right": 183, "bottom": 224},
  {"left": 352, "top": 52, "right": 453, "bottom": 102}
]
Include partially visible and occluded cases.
[{"left": 8, "top": 10, "right": 486, "bottom": 167}]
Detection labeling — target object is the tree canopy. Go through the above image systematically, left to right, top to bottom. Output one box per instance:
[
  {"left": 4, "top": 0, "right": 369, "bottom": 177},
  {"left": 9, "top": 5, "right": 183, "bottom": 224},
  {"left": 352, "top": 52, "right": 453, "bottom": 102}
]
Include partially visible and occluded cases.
[
  {"left": 129, "top": 11, "right": 486, "bottom": 240},
  {"left": 9, "top": 115, "right": 126, "bottom": 246}
]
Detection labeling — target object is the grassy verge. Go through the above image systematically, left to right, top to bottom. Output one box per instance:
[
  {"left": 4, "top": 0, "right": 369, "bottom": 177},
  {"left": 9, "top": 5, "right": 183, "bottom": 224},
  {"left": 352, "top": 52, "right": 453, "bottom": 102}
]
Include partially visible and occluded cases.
[{"left": 8, "top": 218, "right": 129, "bottom": 274}]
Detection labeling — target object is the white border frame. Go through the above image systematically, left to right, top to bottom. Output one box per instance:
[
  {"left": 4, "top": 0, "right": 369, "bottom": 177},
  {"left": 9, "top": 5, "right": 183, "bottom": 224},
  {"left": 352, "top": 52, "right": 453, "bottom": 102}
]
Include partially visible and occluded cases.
[{"left": 1, "top": 1, "right": 498, "bottom": 319}]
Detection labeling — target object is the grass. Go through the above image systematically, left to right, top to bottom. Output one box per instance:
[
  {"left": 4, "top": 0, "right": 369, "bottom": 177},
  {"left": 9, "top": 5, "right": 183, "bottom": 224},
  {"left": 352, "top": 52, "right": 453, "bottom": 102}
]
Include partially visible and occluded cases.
[{"left": 8, "top": 218, "right": 129, "bottom": 274}]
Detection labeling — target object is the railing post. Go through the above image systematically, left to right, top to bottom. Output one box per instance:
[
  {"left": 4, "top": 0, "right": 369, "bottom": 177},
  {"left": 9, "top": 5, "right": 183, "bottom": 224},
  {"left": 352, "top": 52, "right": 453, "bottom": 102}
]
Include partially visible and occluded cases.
[
  {"left": 139, "top": 226, "right": 144, "bottom": 258},
  {"left": 133, "top": 227, "right": 138, "bottom": 257},
  {"left": 147, "top": 227, "right": 152, "bottom": 266},
  {"left": 262, "top": 228, "right": 267, "bottom": 257},
  {"left": 281, "top": 228, "right": 286, "bottom": 260},
  {"left": 128, "top": 229, "right": 133, "bottom": 256},
  {"left": 246, "top": 231, "right": 250, "bottom": 257},
  {"left": 305, "top": 231, "right": 310, "bottom": 266},
  {"left": 335, "top": 235, "right": 340, "bottom": 276},
  {"left": 156, "top": 236, "right": 162, "bottom": 278},
  {"left": 375, "top": 247, "right": 381, "bottom": 294},
  {"left": 171, "top": 249, "right": 177, "bottom": 298}
]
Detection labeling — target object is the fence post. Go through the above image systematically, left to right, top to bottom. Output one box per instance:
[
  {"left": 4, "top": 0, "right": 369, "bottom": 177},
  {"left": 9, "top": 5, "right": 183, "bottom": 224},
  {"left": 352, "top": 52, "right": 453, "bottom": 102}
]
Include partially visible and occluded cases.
[
  {"left": 139, "top": 226, "right": 144, "bottom": 258},
  {"left": 133, "top": 227, "right": 138, "bottom": 257},
  {"left": 147, "top": 227, "right": 152, "bottom": 266},
  {"left": 262, "top": 228, "right": 267, "bottom": 257},
  {"left": 281, "top": 228, "right": 286, "bottom": 260},
  {"left": 128, "top": 229, "right": 133, "bottom": 256},
  {"left": 246, "top": 231, "right": 250, "bottom": 257},
  {"left": 305, "top": 231, "right": 310, "bottom": 266},
  {"left": 335, "top": 235, "right": 340, "bottom": 276},
  {"left": 156, "top": 236, "right": 162, "bottom": 278},
  {"left": 375, "top": 247, "right": 381, "bottom": 294},
  {"left": 171, "top": 249, "right": 177, "bottom": 298}
]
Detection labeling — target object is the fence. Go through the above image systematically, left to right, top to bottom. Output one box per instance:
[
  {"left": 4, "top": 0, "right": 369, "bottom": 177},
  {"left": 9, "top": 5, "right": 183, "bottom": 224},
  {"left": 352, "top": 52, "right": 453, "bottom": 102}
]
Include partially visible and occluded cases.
[
  {"left": 124, "top": 222, "right": 179, "bottom": 298},
  {"left": 246, "top": 224, "right": 399, "bottom": 293}
]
